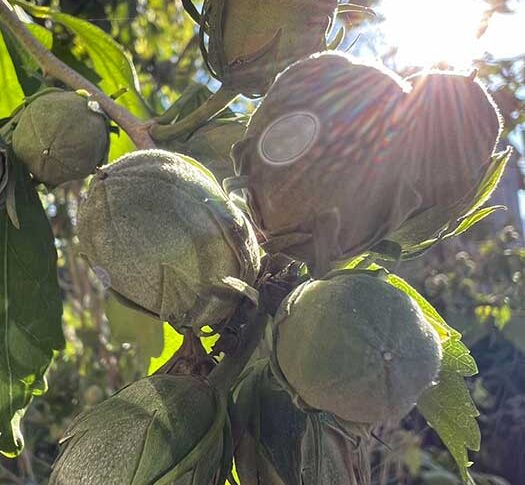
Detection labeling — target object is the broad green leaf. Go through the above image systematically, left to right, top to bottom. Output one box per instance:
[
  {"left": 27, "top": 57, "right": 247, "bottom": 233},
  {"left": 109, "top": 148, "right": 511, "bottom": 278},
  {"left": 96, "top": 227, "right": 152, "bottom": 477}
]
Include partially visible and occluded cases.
[
  {"left": 14, "top": 0, "right": 151, "bottom": 160},
  {"left": 1, "top": 23, "right": 52, "bottom": 95},
  {"left": 0, "top": 30, "right": 24, "bottom": 118},
  {"left": 0, "top": 162, "right": 64, "bottom": 457},
  {"left": 386, "top": 273, "right": 457, "bottom": 341},
  {"left": 418, "top": 338, "right": 480, "bottom": 484}
]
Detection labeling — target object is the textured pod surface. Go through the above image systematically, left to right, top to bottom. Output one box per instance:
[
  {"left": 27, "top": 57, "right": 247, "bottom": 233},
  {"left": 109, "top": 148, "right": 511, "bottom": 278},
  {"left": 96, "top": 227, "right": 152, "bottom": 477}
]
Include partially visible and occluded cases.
[
  {"left": 204, "top": 0, "right": 337, "bottom": 96},
  {"left": 232, "top": 52, "right": 415, "bottom": 276},
  {"left": 389, "top": 71, "right": 502, "bottom": 248},
  {"left": 11, "top": 90, "right": 109, "bottom": 186},
  {"left": 163, "top": 118, "right": 246, "bottom": 184},
  {"left": 77, "top": 149, "right": 260, "bottom": 333},
  {"left": 272, "top": 272, "right": 442, "bottom": 424},
  {"left": 232, "top": 361, "right": 307, "bottom": 485},
  {"left": 50, "top": 375, "right": 226, "bottom": 484},
  {"left": 301, "top": 414, "right": 371, "bottom": 485}
]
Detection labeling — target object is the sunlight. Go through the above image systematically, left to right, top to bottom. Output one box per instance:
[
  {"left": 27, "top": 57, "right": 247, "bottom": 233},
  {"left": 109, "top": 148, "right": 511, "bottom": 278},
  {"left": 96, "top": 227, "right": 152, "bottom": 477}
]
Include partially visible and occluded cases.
[{"left": 379, "top": 0, "right": 487, "bottom": 68}]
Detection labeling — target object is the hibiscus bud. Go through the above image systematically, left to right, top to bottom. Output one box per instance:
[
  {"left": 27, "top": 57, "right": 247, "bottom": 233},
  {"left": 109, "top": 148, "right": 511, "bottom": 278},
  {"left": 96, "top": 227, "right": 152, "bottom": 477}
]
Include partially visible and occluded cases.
[
  {"left": 203, "top": 0, "right": 338, "bottom": 96},
  {"left": 228, "top": 52, "right": 413, "bottom": 276},
  {"left": 11, "top": 90, "right": 110, "bottom": 186},
  {"left": 77, "top": 149, "right": 260, "bottom": 335},
  {"left": 271, "top": 271, "right": 442, "bottom": 424},
  {"left": 50, "top": 375, "right": 230, "bottom": 484}
]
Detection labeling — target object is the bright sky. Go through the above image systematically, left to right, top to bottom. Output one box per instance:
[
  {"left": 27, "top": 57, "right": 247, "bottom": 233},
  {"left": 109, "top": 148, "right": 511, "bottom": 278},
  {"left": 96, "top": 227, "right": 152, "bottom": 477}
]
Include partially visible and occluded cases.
[{"left": 358, "top": 0, "right": 525, "bottom": 69}]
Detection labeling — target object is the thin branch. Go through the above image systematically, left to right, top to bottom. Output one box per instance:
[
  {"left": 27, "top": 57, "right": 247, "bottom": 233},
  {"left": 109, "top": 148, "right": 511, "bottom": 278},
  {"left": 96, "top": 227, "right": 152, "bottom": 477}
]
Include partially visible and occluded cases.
[
  {"left": 0, "top": 0, "right": 155, "bottom": 149},
  {"left": 151, "top": 85, "right": 238, "bottom": 141},
  {"left": 208, "top": 303, "right": 269, "bottom": 394}
]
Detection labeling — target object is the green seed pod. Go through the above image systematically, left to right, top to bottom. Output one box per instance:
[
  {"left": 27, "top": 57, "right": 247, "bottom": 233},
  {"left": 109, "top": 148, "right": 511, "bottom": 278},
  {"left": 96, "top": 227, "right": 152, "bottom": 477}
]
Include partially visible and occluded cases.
[
  {"left": 202, "top": 0, "right": 338, "bottom": 96},
  {"left": 229, "top": 53, "right": 415, "bottom": 277},
  {"left": 387, "top": 71, "right": 502, "bottom": 250},
  {"left": 11, "top": 90, "right": 110, "bottom": 186},
  {"left": 163, "top": 118, "right": 246, "bottom": 184},
  {"left": 77, "top": 149, "right": 260, "bottom": 335},
  {"left": 271, "top": 272, "right": 442, "bottom": 424},
  {"left": 232, "top": 361, "right": 307, "bottom": 485},
  {"left": 232, "top": 361, "right": 371, "bottom": 485},
  {"left": 50, "top": 375, "right": 231, "bottom": 485},
  {"left": 301, "top": 414, "right": 371, "bottom": 485}
]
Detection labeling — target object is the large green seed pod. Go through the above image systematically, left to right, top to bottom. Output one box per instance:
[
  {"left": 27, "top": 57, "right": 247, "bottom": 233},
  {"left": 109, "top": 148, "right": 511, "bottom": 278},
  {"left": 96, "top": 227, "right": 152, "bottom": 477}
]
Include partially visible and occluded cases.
[
  {"left": 202, "top": 0, "right": 338, "bottom": 96},
  {"left": 229, "top": 53, "right": 416, "bottom": 277},
  {"left": 388, "top": 71, "right": 502, "bottom": 250},
  {"left": 11, "top": 90, "right": 110, "bottom": 186},
  {"left": 77, "top": 149, "right": 260, "bottom": 334},
  {"left": 271, "top": 272, "right": 442, "bottom": 424},
  {"left": 50, "top": 375, "right": 231, "bottom": 485}
]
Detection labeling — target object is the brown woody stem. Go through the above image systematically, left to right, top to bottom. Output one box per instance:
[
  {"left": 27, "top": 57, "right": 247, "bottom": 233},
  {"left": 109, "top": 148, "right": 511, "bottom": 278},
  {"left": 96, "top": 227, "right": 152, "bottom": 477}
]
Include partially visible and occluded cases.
[
  {"left": 0, "top": 0, "right": 155, "bottom": 149},
  {"left": 150, "top": 85, "right": 239, "bottom": 141},
  {"left": 208, "top": 304, "right": 269, "bottom": 394}
]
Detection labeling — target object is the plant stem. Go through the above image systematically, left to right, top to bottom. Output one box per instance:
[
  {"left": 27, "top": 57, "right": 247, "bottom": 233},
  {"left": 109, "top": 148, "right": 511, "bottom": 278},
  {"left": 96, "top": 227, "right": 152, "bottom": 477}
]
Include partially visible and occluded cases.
[
  {"left": 0, "top": 0, "right": 155, "bottom": 149},
  {"left": 150, "top": 85, "right": 238, "bottom": 141},
  {"left": 208, "top": 304, "right": 269, "bottom": 394}
]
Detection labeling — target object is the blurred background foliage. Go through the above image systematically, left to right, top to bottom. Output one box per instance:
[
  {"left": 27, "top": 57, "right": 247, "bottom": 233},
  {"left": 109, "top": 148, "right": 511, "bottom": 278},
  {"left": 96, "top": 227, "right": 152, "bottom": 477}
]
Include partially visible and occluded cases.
[{"left": 0, "top": 0, "right": 524, "bottom": 483}]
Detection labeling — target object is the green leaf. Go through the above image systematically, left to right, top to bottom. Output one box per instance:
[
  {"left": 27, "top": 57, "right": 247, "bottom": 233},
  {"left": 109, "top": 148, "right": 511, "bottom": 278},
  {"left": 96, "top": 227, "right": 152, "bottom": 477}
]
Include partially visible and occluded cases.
[
  {"left": 14, "top": 0, "right": 151, "bottom": 160},
  {"left": 0, "top": 22, "right": 52, "bottom": 95},
  {"left": 0, "top": 30, "right": 24, "bottom": 119},
  {"left": 461, "top": 148, "right": 512, "bottom": 219},
  {"left": 0, "top": 162, "right": 64, "bottom": 457},
  {"left": 445, "top": 205, "right": 506, "bottom": 239},
  {"left": 382, "top": 271, "right": 480, "bottom": 483},
  {"left": 386, "top": 273, "right": 458, "bottom": 341},
  {"left": 418, "top": 338, "right": 480, "bottom": 484}
]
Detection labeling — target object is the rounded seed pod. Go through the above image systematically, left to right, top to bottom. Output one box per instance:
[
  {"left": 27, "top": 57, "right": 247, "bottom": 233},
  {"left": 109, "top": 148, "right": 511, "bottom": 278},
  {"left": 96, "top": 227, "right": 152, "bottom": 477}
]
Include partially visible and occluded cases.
[
  {"left": 203, "top": 0, "right": 337, "bottom": 96},
  {"left": 229, "top": 52, "right": 415, "bottom": 277},
  {"left": 388, "top": 71, "right": 503, "bottom": 249},
  {"left": 11, "top": 90, "right": 110, "bottom": 186},
  {"left": 77, "top": 149, "right": 260, "bottom": 334},
  {"left": 271, "top": 272, "right": 442, "bottom": 424},
  {"left": 50, "top": 375, "right": 229, "bottom": 485}
]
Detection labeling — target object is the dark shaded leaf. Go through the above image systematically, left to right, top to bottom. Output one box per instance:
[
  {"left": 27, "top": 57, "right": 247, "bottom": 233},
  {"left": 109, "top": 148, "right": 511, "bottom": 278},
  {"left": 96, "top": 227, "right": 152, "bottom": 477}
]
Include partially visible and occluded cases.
[{"left": 0, "top": 162, "right": 64, "bottom": 456}]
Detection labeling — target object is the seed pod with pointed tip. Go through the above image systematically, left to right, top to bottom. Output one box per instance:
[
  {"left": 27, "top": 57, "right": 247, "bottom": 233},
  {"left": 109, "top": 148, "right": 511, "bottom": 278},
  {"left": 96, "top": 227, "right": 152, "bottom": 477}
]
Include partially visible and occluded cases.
[
  {"left": 202, "top": 0, "right": 338, "bottom": 97},
  {"left": 229, "top": 52, "right": 415, "bottom": 277},
  {"left": 387, "top": 71, "right": 503, "bottom": 250},
  {"left": 11, "top": 90, "right": 110, "bottom": 186},
  {"left": 77, "top": 149, "right": 260, "bottom": 335},
  {"left": 271, "top": 271, "right": 442, "bottom": 424},
  {"left": 50, "top": 375, "right": 231, "bottom": 485}
]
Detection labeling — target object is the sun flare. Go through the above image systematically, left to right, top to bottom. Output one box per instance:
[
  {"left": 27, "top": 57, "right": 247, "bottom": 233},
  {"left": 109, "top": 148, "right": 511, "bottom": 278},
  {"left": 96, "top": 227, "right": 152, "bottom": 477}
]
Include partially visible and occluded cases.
[{"left": 378, "top": 0, "right": 487, "bottom": 69}]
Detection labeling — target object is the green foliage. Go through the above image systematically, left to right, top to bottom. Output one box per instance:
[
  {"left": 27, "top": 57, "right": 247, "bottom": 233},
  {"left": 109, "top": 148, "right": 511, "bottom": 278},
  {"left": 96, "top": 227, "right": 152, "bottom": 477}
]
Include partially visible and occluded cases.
[
  {"left": 0, "top": 1, "right": 522, "bottom": 484},
  {"left": 0, "top": 30, "right": 24, "bottom": 119},
  {"left": 0, "top": 162, "right": 63, "bottom": 456}
]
